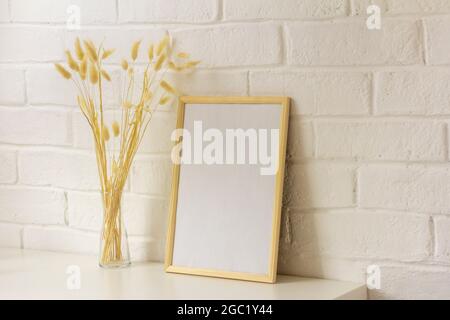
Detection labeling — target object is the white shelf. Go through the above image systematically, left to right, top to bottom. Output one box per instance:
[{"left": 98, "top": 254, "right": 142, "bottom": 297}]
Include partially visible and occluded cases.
[{"left": 0, "top": 248, "right": 366, "bottom": 300}]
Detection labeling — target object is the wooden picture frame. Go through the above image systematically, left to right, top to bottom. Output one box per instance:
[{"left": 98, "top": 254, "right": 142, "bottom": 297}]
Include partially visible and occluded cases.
[{"left": 165, "top": 96, "right": 290, "bottom": 283}]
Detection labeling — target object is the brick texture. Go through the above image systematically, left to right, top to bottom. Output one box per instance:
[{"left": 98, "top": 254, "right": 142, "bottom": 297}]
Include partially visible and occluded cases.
[
  {"left": 118, "top": 0, "right": 218, "bottom": 23},
  {"left": 287, "top": 20, "right": 423, "bottom": 66}
]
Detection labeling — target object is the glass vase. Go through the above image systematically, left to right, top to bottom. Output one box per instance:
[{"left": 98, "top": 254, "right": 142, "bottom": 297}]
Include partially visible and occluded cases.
[{"left": 99, "top": 189, "right": 131, "bottom": 268}]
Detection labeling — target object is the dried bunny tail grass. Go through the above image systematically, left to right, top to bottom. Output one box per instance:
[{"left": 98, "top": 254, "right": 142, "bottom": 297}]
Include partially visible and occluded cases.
[
  {"left": 156, "top": 36, "right": 169, "bottom": 56},
  {"left": 57, "top": 37, "right": 200, "bottom": 267},
  {"left": 74, "top": 38, "right": 84, "bottom": 60},
  {"left": 84, "top": 40, "right": 98, "bottom": 62},
  {"left": 131, "top": 40, "right": 141, "bottom": 61},
  {"left": 148, "top": 44, "right": 154, "bottom": 61},
  {"left": 102, "top": 49, "right": 115, "bottom": 59},
  {"left": 65, "top": 50, "right": 79, "bottom": 72},
  {"left": 176, "top": 52, "right": 189, "bottom": 59},
  {"left": 154, "top": 53, "right": 166, "bottom": 71},
  {"left": 79, "top": 57, "right": 87, "bottom": 80},
  {"left": 121, "top": 59, "right": 128, "bottom": 71},
  {"left": 185, "top": 60, "right": 201, "bottom": 68},
  {"left": 168, "top": 61, "right": 184, "bottom": 72},
  {"left": 168, "top": 61, "right": 176, "bottom": 70},
  {"left": 54, "top": 63, "right": 71, "bottom": 79},
  {"left": 89, "top": 64, "right": 99, "bottom": 84},
  {"left": 101, "top": 69, "right": 111, "bottom": 81},
  {"left": 160, "top": 80, "right": 176, "bottom": 94},
  {"left": 143, "top": 90, "right": 152, "bottom": 102},
  {"left": 159, "top": 96, "right": 170, "bottom": 105},
  {"left": 122, "top": 100, "right": 133, "bottom": 109},
  {"left": 112, "top": 121, "right": 120, "bottom": 137},
  {"left": 103, "top": 125, "right": 110, "bottom": 141}
]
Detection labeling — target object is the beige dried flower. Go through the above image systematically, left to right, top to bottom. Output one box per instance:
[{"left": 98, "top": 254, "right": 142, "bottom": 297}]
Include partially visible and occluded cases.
[
  {"left": 156, "top": 36, "right": 169, "bottom": 56},
  {"left": 53, "top": 37, "right": 198, "bottom": 267},
  {"left": 74, "top": 38, "right": 84, "bottom": 60},
  {"left": 84, "top": 40, "right": 98, "bottom": 62},
  {"left": 131, "top": 40, "right": 141, "bottom": 61},
  {"left": 148, "top": 44, "right": 154, "bottom": 60},
  {"left": 102, "top": 49, "right": 115, "bottom": 60},
  {"left": 65, "top": 51, "right": 79, "bottom": 72},
  {"left": 177, "top": 52, "right": 189, "bottom": 59},
  {"left": 154, "top": 54, "right": 166, "bottom": 71},
  {"left": 79, "top": 57, "right": 87, "bottom": 80},
  {"left": 121, "top": 59, "right": 128, "bottom": 71},
  {"left": 185, "top": 60, "right": 201, "bottom": 68},
  {"left": 168, "top": 61, "right": 183, "bottom": 72},
  {"left": 54, "top": 63, "right": 71, "bottom": 79},
  {"left": 89, "top": 64, "right": 99, "bottom": 84},
  {"left": 101, "top": 69, "right": 111, "bottom": 81},
  {"left": 160, "top": 80, "right": 176, "bottom": 94},
  {"left": 143, "top": 89, "right": 152, "bottom": 102},
  {"left": 159, "top": 96, "right": 170, "bottom": 105},
  {"left": 123, "top": 100, "right": 133, "bottom": 109},
  {"left": 112, "top": 121, "right": 120, "bottom": 137},
  {"left": 103, "top": 125, "right": 110, "bottom": 141}
]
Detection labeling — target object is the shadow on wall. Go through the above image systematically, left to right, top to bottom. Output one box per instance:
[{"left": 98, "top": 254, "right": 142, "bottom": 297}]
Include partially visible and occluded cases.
[
  {"left": 276, "top": 103, "right": 320, "bottom": 279},
  {"left": 276, "top": 106, "right": 368, "bottom": 285},
  {"left": 277, "top": 162, "right": 323, "bottom": 280}
]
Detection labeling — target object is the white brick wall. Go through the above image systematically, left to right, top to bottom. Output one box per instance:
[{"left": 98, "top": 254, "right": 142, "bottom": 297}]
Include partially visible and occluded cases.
[
  {"left": 0, "top": 0, "right": 9, "bottom": 22},
  {"left": 1, "top": 0, "right": 450, "bottom": 299},
  {"left": 10, "top": 0, "right": 117, "bottom": 24},
  {"left": 118, "top": 0, "right": 218, "bottom": 23},
  {"left": 224, "top": 0, "right": 349, "bottom": 20},
  {"left": 286, "top": 20, "right": 423, "bottom": 66},
  {"left": 173, "top": 24, "right": 282, "bottom": 68},
  {"left": 0, "top": 26, "right": 64, "bottom": 62},
  {"left": 0, "top": 68, "right": 25, "bottom": 105},
  {"left": 376, "top": 70, "right": 450, "bottom": 114},
  {"left": 250, "top": 71, "right": 371, "bottom": 115},
  {"left": 0, "top": 108, "right": 71, "bottom": 145},
  {"left": 316, "top": 120, "right": 446, "bottom": 160},
  {"left": 0, "top": 151, "right": 17, "bottom": 184},
  {"left": 359, "top": 165, "right": 450, "bottom": 214},
  {"left": 283, "top": 209, "right": 431, "bottom": 261}
]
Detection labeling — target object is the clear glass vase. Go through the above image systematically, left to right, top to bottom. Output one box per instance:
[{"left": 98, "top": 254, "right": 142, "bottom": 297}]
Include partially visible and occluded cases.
[{"left": 99, "top": 189, "right": 131, "bottom": 268}]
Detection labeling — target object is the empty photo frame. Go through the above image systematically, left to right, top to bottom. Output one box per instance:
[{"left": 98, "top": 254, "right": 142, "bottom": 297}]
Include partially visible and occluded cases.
[{"left": 165, "top": 96, "right": 290, "bottom": 283}]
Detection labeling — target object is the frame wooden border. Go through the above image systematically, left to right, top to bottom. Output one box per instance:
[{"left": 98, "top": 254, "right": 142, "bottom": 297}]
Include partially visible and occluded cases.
[{"left": 164, "top": 96, "right": 290, "bottom": 283}]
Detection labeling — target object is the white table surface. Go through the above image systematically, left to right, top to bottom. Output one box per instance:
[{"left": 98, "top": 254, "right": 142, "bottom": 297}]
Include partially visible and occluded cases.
[{"left": 0, "top": 248, "right": 367, "bottom": 300}]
